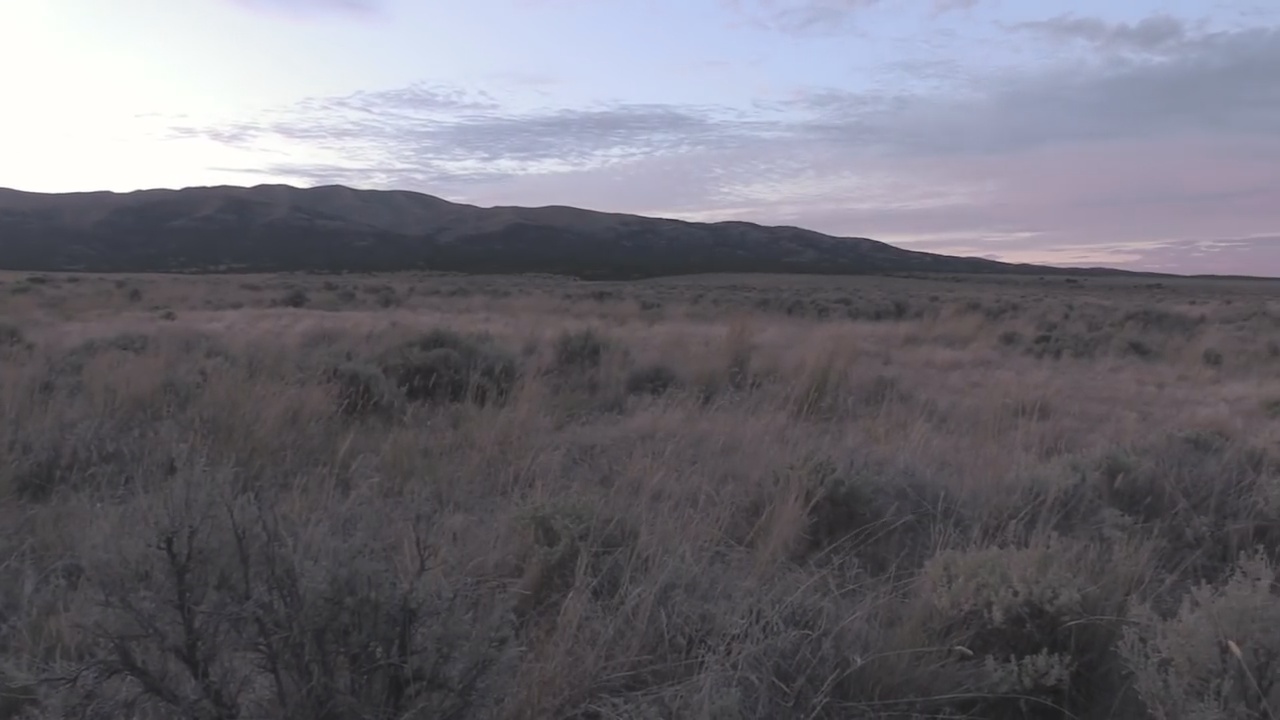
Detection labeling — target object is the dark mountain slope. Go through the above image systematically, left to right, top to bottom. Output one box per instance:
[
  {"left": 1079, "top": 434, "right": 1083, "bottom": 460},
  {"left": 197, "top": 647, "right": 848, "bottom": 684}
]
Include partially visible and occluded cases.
[{"left": 0, "top": 184, "right": 1142, "bottom": 279}]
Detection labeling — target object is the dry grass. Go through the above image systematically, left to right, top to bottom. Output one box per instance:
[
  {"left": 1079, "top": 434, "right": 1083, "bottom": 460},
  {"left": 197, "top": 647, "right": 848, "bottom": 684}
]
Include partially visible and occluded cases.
[{"left": 3, "top": 269, "right": 1280, "bottom": 719}]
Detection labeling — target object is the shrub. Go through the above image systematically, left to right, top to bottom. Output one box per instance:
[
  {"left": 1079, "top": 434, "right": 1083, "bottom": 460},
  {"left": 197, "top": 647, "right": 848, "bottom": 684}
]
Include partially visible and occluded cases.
[
  {"left": 126, "top": 287, "right": 143, "bottom": 303},
  {"left": 278, "top": 287, "right": 310, "bottom": 308},
  {"left": 375, "top": 289, "right": 400, "bottom": 308},
  {"left": 1121, "top": 307, "right": 1204, "bottom": 335},
  {"left": 0, "top": 322, "right": 24, "bottom": 348},
  {"left": 551, "top": 328, "right": 610, "bottom": 373},
  {"left": 378, "top": 329, "right": 518, "bottom": 406},
  {"left": 998, "top": 330, "right": 1023, "bottom": 346},
  {"left": 1024, "top": 331, "right": 1111, "bottom": 360},
  {"left": 52, "top": 333, "right": 153, "bottom": 381},
  {"left": 1127, "top": 338, "right": 1156, "bottom": 358},
  {"left": 397, "top": 347, "right": 468, "bottom": 400},
  {"left": 1203, "top": 347, "right": 1225, "bottom": 367},
  {"left": 329, "top": 362, "right": 405, "bottom": 418},
  {"left": 625, "top": 363, "right": 679, "bottom": 397},
  {"left": 1262, "top": 398, "right": 1280, "bottom": 418},
  {"left": 6, "top": 415, "right": 170, "bottom": 501},
  {"left": 1082, "top": 431, "right": 1280, "bottom": 582},
  {"left": 797, "top": 461, "right": 951, "bottom": 574},
  {"left": 65, "top": 481, "right": 516, "bottom": 720},
  {"left": 512, "top": 501, "right": 638, "bottom": 621},
  {"left": 917, "top": 536, "right": 1143, "bottom": 718},
  {"left": 1120, "top": 551, "right": 1280, "bottom": 719}
]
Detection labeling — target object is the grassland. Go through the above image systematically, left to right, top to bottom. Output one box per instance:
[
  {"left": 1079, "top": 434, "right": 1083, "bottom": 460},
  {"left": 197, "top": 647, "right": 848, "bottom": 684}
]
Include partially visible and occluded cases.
[{"left": 2, "top": 269, "right": 1280, "bottom": 719}]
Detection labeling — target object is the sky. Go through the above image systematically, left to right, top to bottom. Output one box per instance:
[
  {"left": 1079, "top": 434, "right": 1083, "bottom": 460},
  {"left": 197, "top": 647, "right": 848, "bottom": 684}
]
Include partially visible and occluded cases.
[{"left": 1, "top": 0, "right": 1278, "bottom": 275}]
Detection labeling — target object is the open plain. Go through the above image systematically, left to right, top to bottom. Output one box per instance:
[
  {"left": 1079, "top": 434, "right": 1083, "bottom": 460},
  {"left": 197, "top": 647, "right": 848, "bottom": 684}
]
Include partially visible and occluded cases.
[{"left": 2, "top": 269, "right": 1280, "bottom": 719}]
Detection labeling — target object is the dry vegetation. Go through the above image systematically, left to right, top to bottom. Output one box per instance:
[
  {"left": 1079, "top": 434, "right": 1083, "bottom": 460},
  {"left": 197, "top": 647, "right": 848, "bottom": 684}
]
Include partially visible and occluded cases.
[{"left": 2, "top": 269, "right": 1280, "bottom": 719}]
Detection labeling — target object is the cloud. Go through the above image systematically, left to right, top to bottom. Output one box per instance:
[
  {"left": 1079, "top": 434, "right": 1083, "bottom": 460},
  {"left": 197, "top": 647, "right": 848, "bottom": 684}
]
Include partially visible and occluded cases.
[
  {"left": 226, "top": 0, "right": 381, "bottom": 17},
  {"left": 723, "top": 0, "right": 977, "bottom": 35},
  {"left": 176, "top": 12, "right": 1280, "bottom": 273},
  {"left": 1010, "top": 13, "right": 1197, "bottom": 54},
  {"left": 180, "top": 18, "right": 1280, "bottom": 176},
  {"left": 789, "top": 23, "right": 1280, "bottom": 156},
  {"left": 171, "top": 81, "right": 790, "bottom": 188},
  {"left": 1108, "top": 236, "right": 1280, "bottom": 276}
]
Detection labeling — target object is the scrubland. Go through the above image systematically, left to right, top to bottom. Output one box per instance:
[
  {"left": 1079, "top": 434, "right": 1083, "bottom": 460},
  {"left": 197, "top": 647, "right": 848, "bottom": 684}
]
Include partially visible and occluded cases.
[{"left": 2, "top": 269, "right": 1280, "bottom": 719}]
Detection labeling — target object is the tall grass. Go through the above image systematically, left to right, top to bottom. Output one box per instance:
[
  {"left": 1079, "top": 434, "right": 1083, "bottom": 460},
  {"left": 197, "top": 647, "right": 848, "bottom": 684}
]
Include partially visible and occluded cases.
[{"left": 2, "top": 270, "right": 1280, "bottom": 718}]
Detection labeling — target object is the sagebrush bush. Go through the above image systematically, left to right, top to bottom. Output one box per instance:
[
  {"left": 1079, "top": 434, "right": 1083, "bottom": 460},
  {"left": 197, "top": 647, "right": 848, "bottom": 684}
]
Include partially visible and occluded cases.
[
  {"left": 277, "top": 287, "right": 310, "bottom": 308},
  {"left": 0, "top": 322, "right": 24, "bottom": 347},
  {"left": 550, "top": 328, "right": 610, "bottom": 373},
  {"left": 378, "top": 329, "right": 519, "bottom": 405},
  {"left": 329, "top": 361, "right": 405, "bottom": 418},
  {"left": 625, "top": 363, "right": 680, "bottom": 396},
  {"left": 1083, "top": 431, "right": 1280, "bottom": 582},
  {"left": 796, "top": 460, "right": 950, "bottom": 574},
  {"left": 60, "top": 472, "right": 518, "bottom": 720},
  {"left": 512, "top": 500, "right": 639, "bottom": 622},
  {"left": 916, "top": 535, "right": 1146, "bottom": 718},
  {"left": 1120, "top": 551, "right": 1280, "bottom": 720}
]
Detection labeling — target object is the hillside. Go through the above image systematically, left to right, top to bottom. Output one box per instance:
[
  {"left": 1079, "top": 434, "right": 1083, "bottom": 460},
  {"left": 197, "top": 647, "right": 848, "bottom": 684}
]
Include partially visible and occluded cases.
[{"left": 0, "top": 183, "right": 1130, "bottom": 279}]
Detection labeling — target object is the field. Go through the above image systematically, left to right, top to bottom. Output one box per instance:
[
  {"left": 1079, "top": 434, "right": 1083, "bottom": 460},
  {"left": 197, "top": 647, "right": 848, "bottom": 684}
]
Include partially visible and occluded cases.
[{"left": 2, "top": 269, "right": 1280, "bottom": 719}]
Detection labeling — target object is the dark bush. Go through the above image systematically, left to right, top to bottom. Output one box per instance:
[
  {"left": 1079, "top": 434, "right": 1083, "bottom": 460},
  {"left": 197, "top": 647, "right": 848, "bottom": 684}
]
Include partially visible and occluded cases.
[
  {"left": 278, "top": 288, "right": 310, "bottom": 308},
  {"left": 375, "top": 289, "right": 400, "bottom": 308},
  {"left": 1120, "top": 307, "right": 1204, "bottom": 335},
  {"left": 0, "top": 322, "right": 24, "bottom": 348},
  {"left": 552, "top": 328, "right": 610, "bottom": 373},
  {"left": 378, "top": 329, "right": 518, "bottom": 406},
  {"left": 998, "top": 330, "right": 1022, "bottom": 346},
  {"left": 62, "top": 333, "right": 151, "bottom": 369},
  {"left": 1125, "top": 339, "right": 1156, "bottom": 359},
  {"left": 397, "top": 348, "right": 468, "bottom": 401},
  {"left": 330, "top": 362, "right": 405, "bottom": 418},
  {"left": 626, "top": 363, "right": 679, "bottom": 396},
  {"left": 1262, "top": 398, "right": 1280, "bottom": 418},
  {"left": 1081, "top": 431, "right": 1280, "bottom": 581},
  {"left": 798, "top": 463, "right": 950, "bottom": 575},
  {"left": 69, "top": 489, "right": 514, "bottom": 720}
]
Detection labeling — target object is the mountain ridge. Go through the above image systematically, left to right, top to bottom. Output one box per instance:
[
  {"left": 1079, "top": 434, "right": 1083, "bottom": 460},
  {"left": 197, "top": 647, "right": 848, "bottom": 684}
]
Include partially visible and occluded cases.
[{"left": 0, "top": 183, "right": 1163, "bottom": 279}]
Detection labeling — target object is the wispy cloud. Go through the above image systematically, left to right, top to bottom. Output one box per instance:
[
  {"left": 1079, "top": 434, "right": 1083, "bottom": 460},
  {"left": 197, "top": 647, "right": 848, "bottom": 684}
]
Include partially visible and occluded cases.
[
  {"left": 225, "top": 0, "right": 382, "bottom": 18},
  {"left": 723, "top": 0, "right": 980, "bottom": 35},
  {"left": 172, "top": 8, "right": 1280, "bottom": 272},
  {"left": 1010, "top": 13, "right": 1196, "bottom": 54}
]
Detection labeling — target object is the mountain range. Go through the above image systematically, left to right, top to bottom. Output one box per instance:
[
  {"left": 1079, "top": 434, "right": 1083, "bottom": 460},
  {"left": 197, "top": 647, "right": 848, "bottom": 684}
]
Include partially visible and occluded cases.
[{"left": 0, "top": 184, "right": 1142, "bottom": 279}]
